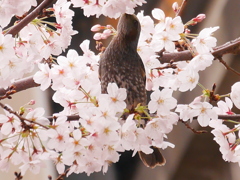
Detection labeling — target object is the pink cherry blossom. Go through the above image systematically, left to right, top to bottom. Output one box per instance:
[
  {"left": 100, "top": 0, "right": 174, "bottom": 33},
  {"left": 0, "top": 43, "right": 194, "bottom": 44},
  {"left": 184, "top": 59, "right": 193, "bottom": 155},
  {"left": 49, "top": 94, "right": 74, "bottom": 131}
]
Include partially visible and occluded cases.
[
  {"left": 152, "top": 8, "right": 165, "bottom": 32},
  {"left": 137, "top": 11, "right": 154, "bottom": 41},
  {"left": 165, "top": 16, "right": 184, "bottom": 36},
  {"left": 192, "top": 26, "right": 219, "bottom": 54},
  {"left": 151, "top": 31, "right": 178, "bottom": 52},
  {"left": 188, "top": 53, "right": 214, "bottom": 71},
  {"left": 33, "top": 63, "right": 52, "bottom": 91},
  {"left": 177, "top": 69, "right": 199, "bottom": 92},
  {"left": 230, "top": 82, "right": 240, "bottom": 109},
  {"left": 98, "top": 83, "right": 127, "bottom": 112},
  {"left": 148, "top": 88, "right": 177, "bottom": 115},
  {"left": 213, "top": 97, "right": 234, "bottom": 115},
  {"left": 190, "top": 102, "right": 218, "bottom": 127},
  {"left": 0, "top": 106, "right": 21, "bottom": 135},
  {"left": 25, "top": 107, "right": 49, "bottom": 125}
]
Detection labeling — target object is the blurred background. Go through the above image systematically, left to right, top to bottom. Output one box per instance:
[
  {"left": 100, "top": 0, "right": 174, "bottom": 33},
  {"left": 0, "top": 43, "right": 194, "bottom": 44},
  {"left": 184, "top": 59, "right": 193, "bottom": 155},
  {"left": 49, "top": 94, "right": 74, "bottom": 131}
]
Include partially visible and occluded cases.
[{"left": 2, "top": 0, "right": 240, "bottom": 179}]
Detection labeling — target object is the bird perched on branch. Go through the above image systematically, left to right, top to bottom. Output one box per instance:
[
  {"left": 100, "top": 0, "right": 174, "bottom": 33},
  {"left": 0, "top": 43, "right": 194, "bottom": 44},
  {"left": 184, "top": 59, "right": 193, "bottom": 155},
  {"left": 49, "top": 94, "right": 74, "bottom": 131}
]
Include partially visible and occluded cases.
[{"left": 99, "top": 13, "right": 166, "bottom": 168}]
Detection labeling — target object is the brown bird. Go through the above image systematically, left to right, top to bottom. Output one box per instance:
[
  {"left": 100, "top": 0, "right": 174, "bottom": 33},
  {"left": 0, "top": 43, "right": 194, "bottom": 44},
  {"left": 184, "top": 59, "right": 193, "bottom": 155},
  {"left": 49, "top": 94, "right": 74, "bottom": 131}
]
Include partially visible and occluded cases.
[{"left": 99, "top": 13, "right": 166, "bottom": 168}]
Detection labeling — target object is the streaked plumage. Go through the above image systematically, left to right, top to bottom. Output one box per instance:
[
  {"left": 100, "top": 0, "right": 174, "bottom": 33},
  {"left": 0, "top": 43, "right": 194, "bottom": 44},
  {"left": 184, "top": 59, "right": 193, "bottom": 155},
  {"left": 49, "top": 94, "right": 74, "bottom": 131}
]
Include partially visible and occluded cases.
[
  {"left": 99, "top": 13, "right": 166, "bottom": 168},
  {"left": 99, "top": 14, "right": 146, "bottom": 110}
]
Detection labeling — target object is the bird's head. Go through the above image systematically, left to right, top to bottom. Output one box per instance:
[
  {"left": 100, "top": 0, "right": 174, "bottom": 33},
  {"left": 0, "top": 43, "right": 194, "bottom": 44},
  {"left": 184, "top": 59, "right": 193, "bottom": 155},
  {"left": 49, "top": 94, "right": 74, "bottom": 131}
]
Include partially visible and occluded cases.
[{"left": 117, "top": 14, "right": 141, "bottom": 44}]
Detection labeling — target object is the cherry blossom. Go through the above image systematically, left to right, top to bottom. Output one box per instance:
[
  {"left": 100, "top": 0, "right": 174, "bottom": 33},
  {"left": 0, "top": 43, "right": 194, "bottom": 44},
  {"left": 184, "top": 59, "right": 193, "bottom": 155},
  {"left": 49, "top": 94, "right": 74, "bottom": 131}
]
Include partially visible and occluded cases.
[
  {"left": 0, "top": 0, "right": 37, "bottom": 28},
  {"left": 1, "top": 0, "right": 239, "bottom": 176},
  {"left": 71, "top": 0, "right": 146, "bottom": 18},
  {"left": 152, "top": 8, "right": 166, "bottom": 32},
  {"left": 137, "top": 11, "right": 154, "bottom": 41},
  {"left": 165, "top": 16, "right": 184, "bottom": 37},
  {"left": 192, "top": 26, "right": 219, "bottom": 54},
  {"left": 188, "top": 53, "right": 214, "bottom": 71},
  {"left": 33, "top": 63, "right": 52, "bottom": 91},
  {"left": 177, "top": 69, "right": 199, "bottom": 92},
  {"left": 230, "top": 82, "right": 240, "bottom": 109},
  {"left": 98, "top": 83, "right": 127, "bottom": 112},
  {"left": 148, "top": 88, "right": 177, "bottom": 115},
  {"left": 176, "top": 96, "right": 209, "bottom": 123},
  {"left": 213, "top": 97, "right": 234, "bottom": 115},
  {"left": 190, "top": 101, "right": 218, "bottom": 127},
  {"left": 0, "top": 106, "right": 21, "bottom": 135},
  {"left": 25, "top": 107, "right": 49, "bottom": 125},
  {"left": 120, "top": 114, "right": 152, "bottom": 154},
  {"left": 145, "top": 114, "right": 177, "bottom": 149},
  {"left": 210, "top": 120, "right": 240, "bottom": 163},
  {"left": 47, "top": 126, "right": 70, "bottom": 152},
  {"left": 19, "top": 158, "right": 43, "bottom": 175}
]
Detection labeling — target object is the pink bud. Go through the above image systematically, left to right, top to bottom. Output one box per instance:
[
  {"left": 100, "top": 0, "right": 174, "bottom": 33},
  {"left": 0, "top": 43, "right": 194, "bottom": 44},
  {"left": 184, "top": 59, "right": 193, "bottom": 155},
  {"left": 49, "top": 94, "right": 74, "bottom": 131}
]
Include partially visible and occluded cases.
[
  {"left": 172, "top": 2, "right": 179, "bottom": 12},
  {"left": 193, "top": 14, "right": 206, "bottom": 22},
  {"left": 91, "top": 24, "right": 102, "bottom": 32},
  {"left": 106, "top": 25, "right": 113, "bottom": 29},
  {"left": 185, "top": 28, "right": 190, "bottom": 34},
  {"left": 103, "top": 29, "right": 112, "bottom": 37},
  {"left": 93, "top": 33, "right": 102, "bottom": 40},
  {"left": 101, "top": 33, "right": 108, "bottom": 39},
  {"left": 28, "top": 100, "right": 36, "bottom": 105}
]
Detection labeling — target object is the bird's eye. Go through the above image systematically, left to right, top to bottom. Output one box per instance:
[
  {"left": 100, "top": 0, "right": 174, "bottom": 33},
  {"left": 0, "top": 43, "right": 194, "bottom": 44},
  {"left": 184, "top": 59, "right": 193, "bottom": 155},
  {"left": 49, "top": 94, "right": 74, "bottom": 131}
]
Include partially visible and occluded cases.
[{"left": 133, "top": 19, "right": 139, "bottom": 26}]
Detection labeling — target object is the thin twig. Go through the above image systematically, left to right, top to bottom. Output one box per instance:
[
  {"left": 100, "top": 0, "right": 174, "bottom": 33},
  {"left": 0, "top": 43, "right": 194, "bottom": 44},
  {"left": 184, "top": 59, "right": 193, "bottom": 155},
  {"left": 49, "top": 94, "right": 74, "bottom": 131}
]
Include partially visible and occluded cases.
[
  {"left": 6, "top": 0, "right": 55, "bottom": 36},
  {"left": 176, "top": 0, "right": 188, "bottom": 17},
  {"left": 217, "top": 56, "right": 240, "bottom": 76},
  {"left": 0, "top": 102, "right": 49, "bottom": 129},
  {"left": 218, "top": 114, "right": 240, "bottom": 121},
  {"left": 47, "top": 115, "right": 80, "bottom": 122},
  {"left": 179, "top": 119, "right": 207, "bottom": 134},
  {"left": 55, "top": 167, "right": 70, "bottom": 180},
  {"left": 14, "top": 172, "right": 23, "bottom": 180}
]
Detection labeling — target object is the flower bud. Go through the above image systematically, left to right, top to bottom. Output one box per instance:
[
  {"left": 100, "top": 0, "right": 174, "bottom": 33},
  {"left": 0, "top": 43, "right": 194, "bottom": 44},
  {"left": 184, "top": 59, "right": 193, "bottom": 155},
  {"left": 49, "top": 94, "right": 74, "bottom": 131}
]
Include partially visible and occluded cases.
[
  {"left": 172, "top": 2, "right": 179, "bottom": 12},
  {"left": 193, "top": 14, "right": 206, "bottom": 23},
  {"left": 91, "top": 24, "right": 102, "bottom": 32},
  {"left": 106, "top": 25, "right": 112, "bottom": 29},
  {"left": 184, "top": 28, "right": 190, "bottom": 34},
  {"left": 103, "top": 29, "right": 112, "bottom": 37},
  {"left": 93, "top": 33, "right": 102, "bottom": 40},
  {"left": 100, "top": 33, "right": 108, "bottom": 39},
  {"left": 28, "top": 100, "right": 36, "bottom": 105}
]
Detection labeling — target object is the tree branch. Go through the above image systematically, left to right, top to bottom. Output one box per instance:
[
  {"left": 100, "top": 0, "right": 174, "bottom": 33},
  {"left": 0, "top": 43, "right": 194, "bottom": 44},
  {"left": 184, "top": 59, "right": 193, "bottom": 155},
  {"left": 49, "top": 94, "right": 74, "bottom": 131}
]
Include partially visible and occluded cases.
[
  {"left": 6, "top": 0, "right": 56, "bottom": 36},
  {"left": 176, "top": 0, "right": 188, "bottom": 17},
  {"left": 159, "top": 36, "right": 240, "bottom": 63},
  {"left": 0, "top": 37, "right": 240, "bottom": 96},
  {"left": 213, "top": 37, "right": 240, "bottom": 57},
  {"left": 217, "top": 56, "right": 240, "bottom": 76},
  {"left": 0, "top": 76, "right": 39, "bottom": 96},
  {"left": 0, "top": 101, "right": 49, "bottom": 129},
  {"left": 46, "top": 114, "right": 240, "bottom": 122},
  {"left": 218, "top": 114, "right": 240, "bottom": 121},
  {"left": 179, "top": 119, "right": 207, "bottom": 134}
]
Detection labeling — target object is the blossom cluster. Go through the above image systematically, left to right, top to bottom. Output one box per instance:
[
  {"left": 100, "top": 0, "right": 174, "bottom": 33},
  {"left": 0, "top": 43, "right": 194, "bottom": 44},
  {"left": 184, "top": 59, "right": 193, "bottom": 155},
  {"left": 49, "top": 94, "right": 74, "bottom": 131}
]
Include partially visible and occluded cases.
[
  {"left": 0, "top": 0, "right": 240, "bottom": 177},
  {"left": 0, "top": 0, "right": 76, "bottom": 89},
  {"left": 0, "top": 0, "right": 37, "bottom": 28},
  {"left": 71, "top": 0, "right": 146, "bottom": 18},
  {"left": 134, "top": 8, "right": 240, "bottom": 167},
  {"left": 135, "top": 8, "right": 219, "bottom": 92},
  {"left": 32, "top": 40, "right": 178, "bottom": 175}
]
